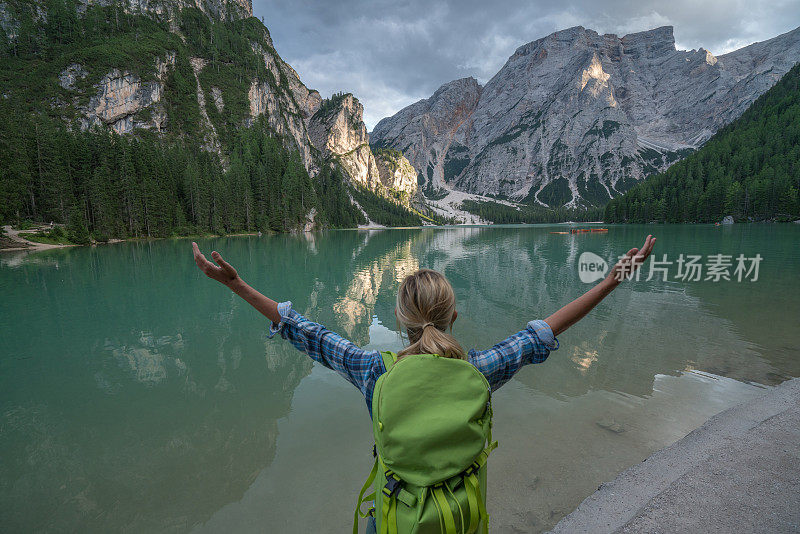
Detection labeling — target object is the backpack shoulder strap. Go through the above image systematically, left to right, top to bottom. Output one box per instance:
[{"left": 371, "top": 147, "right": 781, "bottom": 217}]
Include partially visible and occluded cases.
[
  {"left": 380, "top": 351, "right": 398, "bottom": 372},
  {"left": 352, "top": 456, "right": 378, "bottom": 534}
]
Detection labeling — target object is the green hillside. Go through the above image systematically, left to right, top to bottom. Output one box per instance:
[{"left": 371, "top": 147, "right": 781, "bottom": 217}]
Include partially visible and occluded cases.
[
  {"left": 0, "top": 0, "right": 419, "bottom": 240},
  {"left": 605, "top": 62, "right": 800, "bottom": 223}
]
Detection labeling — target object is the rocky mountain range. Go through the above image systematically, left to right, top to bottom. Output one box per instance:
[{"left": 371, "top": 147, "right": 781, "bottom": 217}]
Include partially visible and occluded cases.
[
  {"left": 1, "top": 0, "right": 417, "bottom": 219},
  {"left": 371, "top": 25, "right": 800, "bottom": 208}
]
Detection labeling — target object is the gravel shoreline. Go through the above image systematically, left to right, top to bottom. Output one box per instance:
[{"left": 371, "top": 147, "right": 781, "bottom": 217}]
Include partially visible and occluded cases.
[{"left": 549, "top": 377, "right": 800, "bottom": 533}]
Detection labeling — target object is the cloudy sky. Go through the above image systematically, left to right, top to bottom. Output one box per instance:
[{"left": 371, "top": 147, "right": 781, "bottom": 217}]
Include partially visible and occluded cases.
[{"left": 252, "top": 0, "right": 800, "bottom": 129}]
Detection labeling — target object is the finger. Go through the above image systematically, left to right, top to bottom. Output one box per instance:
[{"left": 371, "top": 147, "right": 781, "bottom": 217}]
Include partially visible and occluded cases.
[
  {"left": 635, "top": 236, "right": 651, "bottom": 256},
  {"left": 639, "top": 236, "right": 656, "bottom": 260},
  {"left": 642, "top": 237, "right": 655, "bottom": 258},
  {"left": 630, "top": 238, "right": 650, "bottom": 268},
  {"left": 192, "top": 242, "right": 211, "bottom": 270},
  {"left": 626, "top": 247, "right": 639, "bottom": 258},
  {"left": 211, "top": 251, "right": 236, "bottom": 276}
]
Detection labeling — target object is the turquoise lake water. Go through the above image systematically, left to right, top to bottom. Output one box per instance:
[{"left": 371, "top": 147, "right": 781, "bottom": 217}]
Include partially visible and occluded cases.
[{"left": 1, "top": 224, "right": 799, "bottom": 532}]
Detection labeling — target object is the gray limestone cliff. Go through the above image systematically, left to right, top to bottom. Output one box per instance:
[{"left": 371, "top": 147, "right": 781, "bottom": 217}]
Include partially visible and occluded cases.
[
  {"left": 15, "top": 0, "right": 328, "bottom": 179},
  {"left": 371, "top": 25, "right": 800, "bottom": 207},
  {"left": 372, "top": 77, "right": 482, "bottom": 196},
  {"left": 308, "top": 93, "right": 417, "bottom": 201},
  {"left": 308, "top": 93, "right": 380, "bottom": 189}
]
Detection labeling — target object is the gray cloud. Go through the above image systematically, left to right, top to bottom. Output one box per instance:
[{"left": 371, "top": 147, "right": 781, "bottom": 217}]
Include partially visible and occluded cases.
[{"left": 253, "top": 0, "right": 800, "bottom": 129}]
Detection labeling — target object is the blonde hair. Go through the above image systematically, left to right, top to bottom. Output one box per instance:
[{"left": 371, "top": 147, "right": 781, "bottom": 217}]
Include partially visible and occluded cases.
[{"left": 396, "top": 269, "right": 465, "bottom": 359}]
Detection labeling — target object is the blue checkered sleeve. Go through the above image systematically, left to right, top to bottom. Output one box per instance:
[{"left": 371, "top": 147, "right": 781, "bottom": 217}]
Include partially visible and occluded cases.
[
  {"left": 268, "top": 301, "right": 384, "bottom": 412},
  {"left": 468, "top": 319, "right": 559, "bottom": 391}
]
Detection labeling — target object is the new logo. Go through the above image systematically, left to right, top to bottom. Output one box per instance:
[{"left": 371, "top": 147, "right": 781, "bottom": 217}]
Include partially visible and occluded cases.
[{"left": 578, "top": 252, "right": 609, "bottom": 283}]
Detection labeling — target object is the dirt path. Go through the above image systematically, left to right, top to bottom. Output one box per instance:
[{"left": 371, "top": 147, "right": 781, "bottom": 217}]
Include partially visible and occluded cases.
[{"left": 0, "top": 225, "right": 74, "bottom": 252}]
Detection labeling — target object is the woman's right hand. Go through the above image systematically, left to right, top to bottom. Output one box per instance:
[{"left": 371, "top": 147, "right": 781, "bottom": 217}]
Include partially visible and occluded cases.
[
  {"left": 606, "top": 234, "right": 656, "bottom": 286},
  {"left": 192, "top": 242, "right": 241, "bottom": 288}
]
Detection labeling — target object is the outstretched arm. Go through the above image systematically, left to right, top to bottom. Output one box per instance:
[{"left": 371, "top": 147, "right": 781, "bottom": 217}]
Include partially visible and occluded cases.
[
  {"left": 471, "top": 235, "right": 655, "bottom": 391},
  {"left": 544, "top": 235, "right": 656, "bottom": 336},
  {"left": 192, "top": 242, "right": 281, "bottom": 324},
  {"left": 191, "top": 243, "right": 382, "bottom": 402}
]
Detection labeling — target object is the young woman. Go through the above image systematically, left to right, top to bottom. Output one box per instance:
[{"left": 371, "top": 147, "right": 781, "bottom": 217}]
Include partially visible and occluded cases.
[{"left": 191, "top": 235, "right": 655, "bottom": 529}]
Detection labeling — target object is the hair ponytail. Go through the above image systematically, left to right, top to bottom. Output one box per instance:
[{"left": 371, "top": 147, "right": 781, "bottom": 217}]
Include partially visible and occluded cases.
[{"left": 396, "top": 269, "right": 465, "bottom": 359}]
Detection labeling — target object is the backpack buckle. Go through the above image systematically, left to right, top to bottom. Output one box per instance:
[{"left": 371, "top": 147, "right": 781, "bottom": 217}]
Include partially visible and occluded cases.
[
  {"left": 464, "top": 461, "right": 480, "bottom": 477},
  {"left": 382, "top": 471, "right": 402, "bottom": 497}
]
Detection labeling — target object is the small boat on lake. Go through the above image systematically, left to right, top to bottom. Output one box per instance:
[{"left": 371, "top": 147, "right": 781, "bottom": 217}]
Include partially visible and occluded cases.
[{"left": 568, "top": 228, "right": 608, "bottom": 234}]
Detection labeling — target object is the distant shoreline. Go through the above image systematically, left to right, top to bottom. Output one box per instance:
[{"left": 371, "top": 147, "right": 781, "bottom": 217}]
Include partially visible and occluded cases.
[
  {"left": 5, "top": 220, "right": 798, "bottom": 253},
  {"left": 0, "top": 225, "right": 261, "bottom": 253}
]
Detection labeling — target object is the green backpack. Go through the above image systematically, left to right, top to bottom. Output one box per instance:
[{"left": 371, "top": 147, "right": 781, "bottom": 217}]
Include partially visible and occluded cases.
[{"left": 353, "top": 351, "right": 498, "bottom": 534}]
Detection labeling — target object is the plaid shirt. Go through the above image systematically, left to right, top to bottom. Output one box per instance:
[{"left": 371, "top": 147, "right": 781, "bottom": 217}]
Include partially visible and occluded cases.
[{"left": 269, "top": 301, "right": 558, "bottom": 417}]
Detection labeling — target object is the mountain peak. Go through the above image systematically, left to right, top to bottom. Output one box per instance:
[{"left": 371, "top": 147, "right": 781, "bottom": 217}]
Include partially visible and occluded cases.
[
  {"left": 510, "top": 25, "right": 678, "bottom": 63},
  {"left": 621, "top": 25, "right": 674, "bottom": 42},
  {"left": 513, "top": 26, "right": 592, "bottom": 56},
  {"left": 620, "top": 26, "right": 676, "bottom": 56},
  {"left": 432, "top": 76, "right": 482, "bottom": 97}
]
